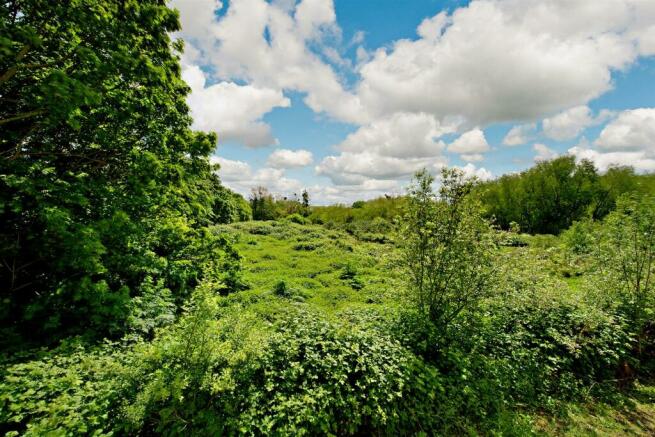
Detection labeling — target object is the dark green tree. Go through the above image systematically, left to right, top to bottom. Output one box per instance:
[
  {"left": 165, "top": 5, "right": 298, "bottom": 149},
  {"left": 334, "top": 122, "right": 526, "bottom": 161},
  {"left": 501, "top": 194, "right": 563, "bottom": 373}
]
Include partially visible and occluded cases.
[
  {"left": 0, "top": 0, "right": 237, "bottom": 343},
  {"left": 478, "top": 156, "right": 607, "bottom": 234},
  {"left": 400, "top": 168, "right": 495, "bottom": 341},
  {"left": 249, "top": 186, "right": 278, "bottom": 220}
]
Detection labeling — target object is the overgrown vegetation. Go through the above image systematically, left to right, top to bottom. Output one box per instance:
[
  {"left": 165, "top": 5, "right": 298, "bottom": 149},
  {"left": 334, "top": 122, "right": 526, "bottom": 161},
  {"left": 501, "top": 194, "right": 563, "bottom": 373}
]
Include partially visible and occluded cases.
[{"left": 1, "top": 1, "right": 654, "bottom": 436}]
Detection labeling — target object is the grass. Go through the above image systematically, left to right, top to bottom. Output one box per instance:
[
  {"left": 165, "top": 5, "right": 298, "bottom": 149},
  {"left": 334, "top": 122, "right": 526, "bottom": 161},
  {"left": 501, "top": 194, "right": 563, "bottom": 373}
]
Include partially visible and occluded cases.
[
  {"left": 213, "top": 219, "right": 655, "bottom": 435},
  {"left": 215, "top": 221, "right": 402, "bottom": 320},
  {"left": 533, "top": 383, "right": 655, "bottom": 436}
]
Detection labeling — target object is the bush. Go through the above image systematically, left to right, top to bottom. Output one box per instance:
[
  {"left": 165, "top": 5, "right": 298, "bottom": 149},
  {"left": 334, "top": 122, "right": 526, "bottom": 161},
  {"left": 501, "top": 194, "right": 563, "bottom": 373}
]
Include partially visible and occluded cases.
[
  {"left": 400, "top": 168, "right": 496, "bottom": 339},
  {"left": 285, "top": 213, "right": 307, "bottom": 224},
  {"left": 115, "top": 290, "right": 445, "bottom": 435},
  {"left": 476, "top": 295, "right": 632, "bottom": 406},
  {"left": 0, "top": 341, "right": 126, "bottom": 436}
]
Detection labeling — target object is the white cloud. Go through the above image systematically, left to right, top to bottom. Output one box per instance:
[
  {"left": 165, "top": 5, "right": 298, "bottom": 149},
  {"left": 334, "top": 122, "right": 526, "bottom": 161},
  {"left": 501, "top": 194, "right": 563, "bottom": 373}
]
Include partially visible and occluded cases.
[
  {"left": 171, "top": 0, "right": 223, "bottom": 49},
  {"left": 176, "top": 0, "right": 655, "bottom": 203},
  {"left": 181, "top": 0, "right": 367, "bottom": 124},
  {"left": 294, "top": 0, "right": 338, "bottom": 40},
  {"left": 357, "top": 0, "right": 653, "bottom": 125},
  {"left": 417, "top": 11, "right": 449, "bottom": 41},
  {"left": 183, "top": 66, "right": 289, "bottom": 147},
  {"left": 541, "top": 106, "right": 594, "bottom": 141},
  {"left": 568, "top": 107, "right": 655, "bottom": 173},
  {"left": 595, "top": 108, "right": 655, "bottom": 151},
  {"left": 337, "top": 112, "right": 456, "bottom": 158},
  {"left": 503, "top": 123, "right": 536, "bottom": 146},
  {"left": 448, "top": 128, "right": 490, "bottom": 155},
  {"left": 533, "top": 143, "right": 559, "bottom": 162},
  {"left": 569, "top": 145, "right": 655, "bottom": 173},
  {"left": 267, "top": 149, "right": 314, "bottom": 168},
  {"left": 316, "top": 152, "right": 446, "bottom": 185},
  {"left": 461, "top": 154, "right": 484, "bottom": 162},
  {"left": 211, "top": 156, "right": 251, "bottom": 182},
  {"left": 212, "top": 156, "right": 304, "bottom": 197},
  {"left": 454, "top": 163, "right": 493, "bottom": 181},
  {"left": 307, "top": 179, "right": 404, "bottom": 205}
]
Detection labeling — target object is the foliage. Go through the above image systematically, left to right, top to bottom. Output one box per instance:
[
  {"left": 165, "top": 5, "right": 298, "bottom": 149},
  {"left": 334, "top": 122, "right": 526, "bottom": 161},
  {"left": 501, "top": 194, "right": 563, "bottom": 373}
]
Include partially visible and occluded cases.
[
  {"left": 0, "top": 0, "right": 239, "bottom": 343},
  {"left": 2, "top": 1, "right": 655, "bottom": 431},
  {"left": 478, "top": 156, "right": 606, "bottom": 234},
  {"left": 400, "top": 168, "right": 496, "bottom": 339},
  {"left": 209, "top": 176, "right": 251, "bottom": 223},
  {"left": 249, "top": 186, "right": 279, "bottom": 220},
  {"left": 598, "top": 194, "right": 655, "bottom": 337},
  {"left": 310, "top": 195, "right": 406, "bottom": 227},
  {"left": 285, "top": 212, "right": 307, "bottom": 224},
  {"left": 562, "top": 218, "right": 598, "bottom": 255},
  {"left": 2, "top": 219, "right": 655, "bottom": 435},
  {"left": 116, "top": 286, "right": 443, "bottom": 435},
  {"left": 0, "top": 341, "right": 126, "bottom": 436}
]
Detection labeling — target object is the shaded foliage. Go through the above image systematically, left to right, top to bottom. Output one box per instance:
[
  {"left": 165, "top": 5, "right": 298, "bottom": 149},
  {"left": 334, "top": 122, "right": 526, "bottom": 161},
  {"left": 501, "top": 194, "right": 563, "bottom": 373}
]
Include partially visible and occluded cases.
[
  {"left": 0, "top": 0, "right": 239, "bottom": 344},
  {"left": 479, "top": 157, "right": 606, "bottom": 234}
]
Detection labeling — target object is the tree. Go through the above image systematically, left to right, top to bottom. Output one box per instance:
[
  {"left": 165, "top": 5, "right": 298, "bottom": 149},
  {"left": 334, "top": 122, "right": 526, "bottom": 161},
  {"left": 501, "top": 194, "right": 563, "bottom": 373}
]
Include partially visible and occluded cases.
[
  {"left": 0, "top": 0, "right": 236, "bottom": 343},
  {"left": 478, "top": 156, "right": 607, "bottom": 234},
  {"left": 400, "top": 168, "right": 495, "bottom": 339},
  {"left": 249, "top": 186, "right": 277, "bottom": 220},
  {"left": 301, "top": 189, "right": 310, "bottom": 216},
  {"left": 600, "top": 194, "right": 655, "bottom": 341}
]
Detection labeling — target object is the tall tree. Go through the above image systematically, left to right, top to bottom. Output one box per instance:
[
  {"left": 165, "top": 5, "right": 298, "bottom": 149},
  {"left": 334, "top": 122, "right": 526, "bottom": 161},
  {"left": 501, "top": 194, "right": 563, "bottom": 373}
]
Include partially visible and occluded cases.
[
  {"left": 0, "top": 0, "right": 234, "bottom": 343},
  {"left": 400, "top": 168, "right": 495, "bottom": 342}
]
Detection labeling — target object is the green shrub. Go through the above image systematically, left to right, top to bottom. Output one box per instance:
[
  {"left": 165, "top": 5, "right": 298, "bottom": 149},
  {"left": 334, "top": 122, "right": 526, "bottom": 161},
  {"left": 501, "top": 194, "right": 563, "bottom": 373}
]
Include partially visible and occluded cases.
[
  {"left": 285, "top": 213, "right": 307, "bottom": 224},
  {"left": 116, "top": 287, "right": 445, "bottom": 435},
  {"left": 475, "top": 294, "right": 632, "bottom": 406},
  {"left": 0, "top": 341, "right": 126, "bottom": 436}
]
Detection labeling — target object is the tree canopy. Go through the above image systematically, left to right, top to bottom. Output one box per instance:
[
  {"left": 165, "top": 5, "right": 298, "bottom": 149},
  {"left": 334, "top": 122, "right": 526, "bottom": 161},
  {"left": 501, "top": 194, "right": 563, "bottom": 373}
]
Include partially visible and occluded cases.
[{"left": 0, "top": 0, "right": 236, "bottom": 344}]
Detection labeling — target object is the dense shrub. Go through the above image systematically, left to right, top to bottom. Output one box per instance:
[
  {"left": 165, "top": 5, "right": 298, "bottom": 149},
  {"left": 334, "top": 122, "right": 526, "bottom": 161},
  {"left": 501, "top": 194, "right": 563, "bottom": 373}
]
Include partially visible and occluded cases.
[
  {"left": 0, "top": 0, "right": 239, "bottom": 344},
  {"left": 478, "top": 157, "right": 606, "bottom": 234},
  {"left": 400, "top": 168, "right": 496, "bottom": 338},
  {"left": 115, "top": 289, "right": 445, "bottom": 435},
  {"left": 476, "top": 294, "right": 632, "bottom": 406},
  {"left": 0, "top": 341, "right": 126, "bottom": 436}
]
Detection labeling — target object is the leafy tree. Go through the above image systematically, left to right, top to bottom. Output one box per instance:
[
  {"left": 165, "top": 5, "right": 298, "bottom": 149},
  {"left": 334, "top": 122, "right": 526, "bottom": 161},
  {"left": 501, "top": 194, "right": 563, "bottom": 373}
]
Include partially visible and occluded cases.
[
  {"left": 0, "top": 0, "right": 236, "bottom": 343},
  {"left": 478, "top": 156, "right": 606, "bottom": 234},
  {"left": 400, "top": 168, "right": 495, "bottom": 340},
  {"left": 209, "top": 174, "right": 251, "bottom": 223},
  {"left": 249, "top": 186, "right": 278, "bottom": 220},
  {"left": 301, "top": 189, "right": 310, "bottom": 214},
  {"left": 600, "top": 195, "right": 655, "bottom": 339}
]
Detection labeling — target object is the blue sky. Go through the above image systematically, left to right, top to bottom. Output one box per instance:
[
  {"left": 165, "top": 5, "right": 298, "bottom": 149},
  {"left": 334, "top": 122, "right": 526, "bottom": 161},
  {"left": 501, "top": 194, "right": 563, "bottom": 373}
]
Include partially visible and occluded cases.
[{"left": 173, "top": 0, "right": 655, "bottom": 204}]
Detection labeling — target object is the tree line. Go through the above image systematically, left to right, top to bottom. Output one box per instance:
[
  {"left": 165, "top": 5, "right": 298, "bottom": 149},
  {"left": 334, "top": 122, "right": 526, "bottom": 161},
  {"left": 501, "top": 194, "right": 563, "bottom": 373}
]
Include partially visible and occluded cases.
[{"left": 477, "top": 156, "right": 655, "bottom": 234}]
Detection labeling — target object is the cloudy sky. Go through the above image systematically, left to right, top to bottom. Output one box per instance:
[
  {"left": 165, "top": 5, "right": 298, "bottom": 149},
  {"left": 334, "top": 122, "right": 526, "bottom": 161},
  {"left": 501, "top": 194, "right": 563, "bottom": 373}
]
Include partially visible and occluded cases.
[{"left": 172, "top": 0, "right": 655, "bottom": 204}]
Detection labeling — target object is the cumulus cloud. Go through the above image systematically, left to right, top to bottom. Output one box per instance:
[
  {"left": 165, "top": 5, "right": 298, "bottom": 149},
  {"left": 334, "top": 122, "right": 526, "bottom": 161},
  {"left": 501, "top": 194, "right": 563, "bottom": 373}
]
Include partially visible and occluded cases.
[
  {"left": 171, "top": 0, "right": 223, "bottom": 50},
  {"left": 176, "top": 0, "right": 655, "bottom": 203},
  {"left": 182, "top": 0, "right": 367, "bottom": 124},
  {"left": 357, "top": 0, "right": 653, "bottom": 124},
  {"left": 183, "top": 66, "right": 289, "bottom": 147},
  {"left": 541, "top": 105, "right": 614, "bottom": 141},
  {"left": 541, "top": 106, "right": 594, "bottom": 141},
  {"left": 568, "top": 108, "right": 655, "bottom": 173},
  {"left": 595, "top": 108, "right": 655, "bottom": 151},
  {"left": 336, "top": 112, "right": 456, "bottom": 158},
  {"left": 503, "top": 123, "right": 536, "bottom": 146},
  {"left": 448, "top": 128, "right": 490, "bottom": 156},
  {"left": 533, "top": 143, "right": 559, "bottom": 162},
  {"left": 569, "top": 145, "right": 655, "bottom": 172},
  {"left": 267, "top": 149, "right": 314, "bottom": 168},
  {"left": 316, "top": 152, "right": 445, "bottom": 185},
  {"left": 460, "top": 154, "right": 484, "bottom": 162},
  {"left": 212, "top": 157, "right": 304, "bottom": 196},
  {"left": 453, "top": 163, "right": 493, "bottom": 181},
  {"left": 311, "top": 179, "right": 402, "bottom": 203}
]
